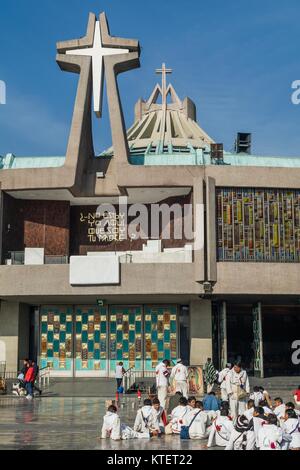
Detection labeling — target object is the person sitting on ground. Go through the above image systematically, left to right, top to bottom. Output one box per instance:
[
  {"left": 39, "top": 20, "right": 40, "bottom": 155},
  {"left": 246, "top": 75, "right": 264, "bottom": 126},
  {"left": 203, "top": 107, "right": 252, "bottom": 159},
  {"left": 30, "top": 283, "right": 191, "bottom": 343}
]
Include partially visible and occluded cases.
[
  {"left": 293, "top": 385, "right": 300, "bottom": 408},
  {"left": 250, "top": 386, "right": 264, "bottom": 407},
  {"left": 259, "top": 386, "right": 273, "bottom": 409},
  {"left": 167, "top": 391, "right": 182, "bottom": 415},
  {"left": 203, "top": 391, "right": 220, "bottom": 413},
  {"left": 169, "top": 396, "right": 188, "bottom": 434},
  {"left": 187, "top": 396, "right": 196, "bottom": 411},
  {"left": 152, "top": 397, "right": 167, "bottom": 434},
  {"left": 273, "top": 397, "right": 286, "bottom": 420},
  {"left": 134, "top": 399, "right": 159, "bottom": 437},
  {"left": 244, "top": 399, "right": 255, "bottom": 421},
  {"left": 259, "top": 399, "right": 273, "bottom": 416},
  {"left": 183, "top": 401, "right": 210, "bottom": 440},
  {"left": 285, "top": 401, "right": 300, "bottom": 420},
  {"left": 101, "top": 405, "right": 121, "bottom": 440},
  {"left": 248, "top": 406, "right": 267, "bottom": 449},
  {"left": 207, "top": 407, "right": 234, "bottom": 448},
  {"left": 281, "top": 408, "right": 300, "bottom": 450},
  {"left": 257, "top": 413, "right": 283, "bottom": 450},
  {"left": 225, "top": 415, "right": 255, "bottom": 450}
]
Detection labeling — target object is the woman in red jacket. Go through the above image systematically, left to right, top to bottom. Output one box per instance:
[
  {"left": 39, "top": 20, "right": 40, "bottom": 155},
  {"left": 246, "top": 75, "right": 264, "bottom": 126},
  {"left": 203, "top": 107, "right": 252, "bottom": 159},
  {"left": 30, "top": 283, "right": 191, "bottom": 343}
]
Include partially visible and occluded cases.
[{"left": 24, "top": 361, "right": 35, "bottom": 400}]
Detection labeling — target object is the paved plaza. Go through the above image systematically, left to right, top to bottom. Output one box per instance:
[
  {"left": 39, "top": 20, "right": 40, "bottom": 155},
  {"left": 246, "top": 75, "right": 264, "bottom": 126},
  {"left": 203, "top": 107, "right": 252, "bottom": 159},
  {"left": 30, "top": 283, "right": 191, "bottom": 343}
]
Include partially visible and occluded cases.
[{"left": 0, "top": 396, "right": 212, "bottom": 451}]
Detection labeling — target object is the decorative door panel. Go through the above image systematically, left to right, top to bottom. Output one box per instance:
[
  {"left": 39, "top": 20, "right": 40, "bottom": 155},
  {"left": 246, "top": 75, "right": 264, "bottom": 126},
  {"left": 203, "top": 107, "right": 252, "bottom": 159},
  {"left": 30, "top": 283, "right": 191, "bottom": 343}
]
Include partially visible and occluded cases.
[
  {"left": 40, "top": 306, "right": 73, "bottom": 375},
  {"left": 74, "top": 306, "right": 108, "bottom": 376},
  {"left": 109, "top": 306, "right": 143, "bottom": 374},
  {"left": 144, "top": 306, "right": 178, "bottom": 371}
]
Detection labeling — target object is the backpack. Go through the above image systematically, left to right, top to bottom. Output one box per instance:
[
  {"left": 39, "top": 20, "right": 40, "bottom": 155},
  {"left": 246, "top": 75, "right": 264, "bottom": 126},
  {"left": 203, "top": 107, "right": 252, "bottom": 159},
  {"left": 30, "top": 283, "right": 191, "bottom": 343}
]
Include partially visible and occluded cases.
[{"left": 180, "top": 411, "right": 201, "bottom": 440}]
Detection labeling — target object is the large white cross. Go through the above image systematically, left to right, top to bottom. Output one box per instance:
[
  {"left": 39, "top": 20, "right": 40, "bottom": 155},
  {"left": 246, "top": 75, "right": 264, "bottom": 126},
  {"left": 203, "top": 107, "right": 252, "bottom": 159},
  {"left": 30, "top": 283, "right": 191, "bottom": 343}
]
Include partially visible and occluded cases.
[{"left": 66, "top": 21, "right": 129, "bottom": 118}]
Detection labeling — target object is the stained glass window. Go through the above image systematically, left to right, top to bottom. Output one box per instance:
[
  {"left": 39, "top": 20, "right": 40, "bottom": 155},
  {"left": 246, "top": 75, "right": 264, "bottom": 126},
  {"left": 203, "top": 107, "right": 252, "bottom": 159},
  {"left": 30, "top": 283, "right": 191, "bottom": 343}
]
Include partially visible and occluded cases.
[
  {"left": 217, "top": 188, "right": 300, "bottom": 262},
  {"left": 40, "top": 306, "right": 73, "bottom": 371},
  {"left": 75, "top": 306, "right": 107, "bottom": 372},
  {"left": 109, "top": 306, "right": 143, "bottom": 372},
  {"left": 144, "top": 306, "right": 178, "bottom": 371}
]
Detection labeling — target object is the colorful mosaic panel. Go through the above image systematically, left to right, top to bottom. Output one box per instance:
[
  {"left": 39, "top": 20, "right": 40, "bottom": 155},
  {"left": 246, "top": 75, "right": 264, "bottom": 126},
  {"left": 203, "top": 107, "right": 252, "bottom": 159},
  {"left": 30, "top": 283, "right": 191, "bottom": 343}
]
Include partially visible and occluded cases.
[
  {"left": 217, "top": 188, "right": 300, "bottom": 262},
  {"left": 40, "top": 306, "right": 73, "bottom": 371},
  {"left": 75, "top": 306, "right": 108, "bottom": 372},
  {"left": 109, "top": 306, "right": 143, "bottom": 372},
  {"left": 144, "top": 306, "right": 177, "bottom": 371}
]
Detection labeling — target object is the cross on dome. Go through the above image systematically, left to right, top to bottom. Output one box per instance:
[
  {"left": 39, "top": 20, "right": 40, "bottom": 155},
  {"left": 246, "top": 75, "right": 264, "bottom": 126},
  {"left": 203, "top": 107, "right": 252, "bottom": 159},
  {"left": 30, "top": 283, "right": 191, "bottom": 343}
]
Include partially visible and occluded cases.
[{"left": 155, "top": 63, "right": 172, "bottom": 107}]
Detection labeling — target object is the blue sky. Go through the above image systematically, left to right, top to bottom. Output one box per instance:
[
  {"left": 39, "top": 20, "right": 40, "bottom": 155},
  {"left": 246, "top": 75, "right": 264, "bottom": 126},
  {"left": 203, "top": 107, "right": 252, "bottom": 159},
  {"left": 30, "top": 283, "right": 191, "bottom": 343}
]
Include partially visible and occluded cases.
[{"left": 1, "top": 0, "right": 300, "bottom": 156}]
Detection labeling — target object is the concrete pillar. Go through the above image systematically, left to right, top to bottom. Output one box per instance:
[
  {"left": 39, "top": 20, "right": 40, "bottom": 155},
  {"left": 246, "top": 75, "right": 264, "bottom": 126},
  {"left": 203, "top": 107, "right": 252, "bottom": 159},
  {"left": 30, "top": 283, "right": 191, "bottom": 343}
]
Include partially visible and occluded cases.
[
  {"left": 206, "top": 176, "right": 217, "bottom": 282},
  {"left": 193, "top": 177, "right": 205, "bottom": 283},
  {"left": 189, "top": 299, "right": 212, "bottom": 366},
  {"left": 0, "top": 301, "right": 30, "bottom": 371}
]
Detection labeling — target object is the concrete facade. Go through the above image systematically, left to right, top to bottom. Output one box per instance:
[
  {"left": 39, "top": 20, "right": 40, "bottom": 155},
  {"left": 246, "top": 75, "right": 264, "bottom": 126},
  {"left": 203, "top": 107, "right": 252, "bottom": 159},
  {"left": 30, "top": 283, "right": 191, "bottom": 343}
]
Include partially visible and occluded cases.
[{"left": 0, "top": 11, "right": 300, "bottom": 377}]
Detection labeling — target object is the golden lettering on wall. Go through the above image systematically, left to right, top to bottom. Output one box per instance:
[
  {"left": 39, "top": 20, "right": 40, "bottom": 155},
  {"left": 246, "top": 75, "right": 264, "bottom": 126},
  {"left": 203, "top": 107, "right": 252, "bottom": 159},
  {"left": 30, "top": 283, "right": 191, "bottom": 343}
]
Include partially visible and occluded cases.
[{"left": 80, "top": 211, "right": 126, "bottom": 243}]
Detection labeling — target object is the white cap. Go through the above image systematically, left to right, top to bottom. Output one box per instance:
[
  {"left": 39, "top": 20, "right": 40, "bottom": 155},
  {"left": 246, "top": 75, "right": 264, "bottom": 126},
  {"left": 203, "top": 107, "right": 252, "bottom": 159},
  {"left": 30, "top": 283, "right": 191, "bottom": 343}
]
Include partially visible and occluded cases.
[{"left": 176, "top": 358, "right": 182, "bottom": 364}]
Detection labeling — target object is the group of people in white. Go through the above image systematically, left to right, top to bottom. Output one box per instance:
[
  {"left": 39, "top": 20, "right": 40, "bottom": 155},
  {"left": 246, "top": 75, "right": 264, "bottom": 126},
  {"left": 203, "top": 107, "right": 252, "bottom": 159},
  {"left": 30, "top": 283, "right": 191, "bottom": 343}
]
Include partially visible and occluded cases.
[{"left": 101, "top": 359, "right": 300, "bottom": 450}]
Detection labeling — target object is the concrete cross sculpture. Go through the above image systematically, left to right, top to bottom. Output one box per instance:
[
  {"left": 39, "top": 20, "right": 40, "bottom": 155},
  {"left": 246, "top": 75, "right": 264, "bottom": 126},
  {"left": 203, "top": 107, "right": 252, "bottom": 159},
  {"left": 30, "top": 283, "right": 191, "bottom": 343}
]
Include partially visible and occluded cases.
[{"left": 56, "top": 12, "right": 140, "bottom": 184}]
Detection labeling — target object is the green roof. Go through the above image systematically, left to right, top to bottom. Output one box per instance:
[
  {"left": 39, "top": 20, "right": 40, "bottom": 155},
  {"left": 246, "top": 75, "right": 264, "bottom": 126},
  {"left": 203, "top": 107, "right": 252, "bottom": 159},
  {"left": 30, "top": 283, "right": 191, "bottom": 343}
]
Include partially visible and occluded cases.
[{"left": 0, "top": 153, "right": 65, "bottom": 170}]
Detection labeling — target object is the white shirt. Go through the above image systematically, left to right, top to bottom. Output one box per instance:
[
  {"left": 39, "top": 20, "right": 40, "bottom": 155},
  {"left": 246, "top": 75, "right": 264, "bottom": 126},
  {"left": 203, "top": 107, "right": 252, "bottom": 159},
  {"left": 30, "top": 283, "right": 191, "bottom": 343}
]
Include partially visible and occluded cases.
[
  {"left": 155, "top": 362, "right": 169, "bottom": 387},
  {"left": 170, "top": 363, "right": 188, "bottom": 382},
  {"left": 115, "top": 365, "right": 124, "bottom": 379},
  {"left": 218, "top": 367, "right": 231, "bottom": 390},
  {"left": 225, "top": 369, "right": 250, "bottom": 396},
  {"left": 249, "top": 391, "right": 264, "bottom": 407},
  {"left": 273, "top": 404, "right": 286, "bottom": 420},
  {"left": 170, "top": 405, "right": 188, "bottom": 433},
  {"left": 244, "top": 407, "right": 254, "bottom": 421},
  {"left": 183, "top": 409, "right": 209, "bottom": 439},
  {"left": 101, "top": 412, "right": 121, "bottom": 440},
  {"left": 208, "top": 416, "right": 234, "bottom": 447},
  {"left": 282, "top": 418, "right": 300, "bottom": 449},
  {"left": 258, "top": 424, "right": 283, "bottom": 450},
  {"left": 225, "top": 428, "right": 256, "bottom": 450}
]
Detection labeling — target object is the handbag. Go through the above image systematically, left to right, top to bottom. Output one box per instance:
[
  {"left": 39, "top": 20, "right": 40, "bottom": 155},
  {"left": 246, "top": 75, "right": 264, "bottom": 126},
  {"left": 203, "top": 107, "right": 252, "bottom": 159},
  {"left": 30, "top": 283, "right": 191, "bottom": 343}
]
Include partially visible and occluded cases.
[
  {"left": 236, "top": 373, "right": 248, "bottom": 401},
  {"left": 180, "top": 411, "right": 201, "bottom": 440}
]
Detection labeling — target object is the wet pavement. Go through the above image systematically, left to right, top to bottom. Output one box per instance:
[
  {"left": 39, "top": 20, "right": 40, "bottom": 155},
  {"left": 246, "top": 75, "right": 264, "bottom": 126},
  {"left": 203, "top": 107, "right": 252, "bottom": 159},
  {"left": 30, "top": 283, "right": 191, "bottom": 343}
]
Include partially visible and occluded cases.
[{"left": 0, "top": 397, "right": 212, "bottom": 450}]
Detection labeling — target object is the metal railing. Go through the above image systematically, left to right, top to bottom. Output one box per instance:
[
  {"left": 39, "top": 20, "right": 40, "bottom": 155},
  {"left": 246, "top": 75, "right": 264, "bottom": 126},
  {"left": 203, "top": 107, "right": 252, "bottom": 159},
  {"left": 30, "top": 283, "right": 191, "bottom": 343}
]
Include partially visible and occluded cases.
[
  {"left": 38, "top": 367, "right": 51, "bottom": 388},
  {"left": 123, "top": 369, "right": 156, "bottom": 392}
]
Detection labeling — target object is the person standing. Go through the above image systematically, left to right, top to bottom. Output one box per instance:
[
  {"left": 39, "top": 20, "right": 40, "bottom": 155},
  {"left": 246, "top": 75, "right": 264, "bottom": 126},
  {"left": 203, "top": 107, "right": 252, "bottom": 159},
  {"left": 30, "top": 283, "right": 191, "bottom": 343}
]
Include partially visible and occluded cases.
[
  {"left": 204, "top": 358, "right": 217, "bottom": 394},
  {"left": 155, "top": 359, "right": 170, "bottom": 409},
  {"left": 170, "top": 359, "right": 189, "bottom": 399},
  {"left": 32, "top": 360, "right": 42, "bottom": 396},
  {"left": 24, "top": 361, "right": 35, "bottom": 400},
  {"left": 225, "top": 361, "right": 250, "bottom": 421},
  {"left": 115, "top": 362, "right": 126, "bottom": 389},
  {"left": 218, "top": 363, "right": 232, "bottom": 401}
]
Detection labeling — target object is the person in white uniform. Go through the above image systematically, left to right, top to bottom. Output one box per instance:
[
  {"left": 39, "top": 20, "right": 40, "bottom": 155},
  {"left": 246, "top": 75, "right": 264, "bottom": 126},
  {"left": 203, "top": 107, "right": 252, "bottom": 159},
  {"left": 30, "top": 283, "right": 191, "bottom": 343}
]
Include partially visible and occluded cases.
[
  {"left": 155, "top": 359, "right": 170, "bottom": 409},
  {"left": 170, "top": 359, "right": 189, "bottom": 398},
  {"left": 225, "top": 361, "right": 250, "bottom": 422},
  {"left": 218, "top": 363, "right": 232, "bottom": 402},
  {"left": 249, "top": 386, "right": 264, "bottom": 407},
  {"left": 169, "top": 396, "right": 189, "bottom": 434},
  {"left": 273, "top": 397, "right": 286, "bottom": 420},
  {"left": 133, "top": 399, "right": 160, "bottom": 437},
  {"left": 183, "top": 402, "right": 210, "bottom": 440},
  {"left": 101, "top": 405, "right": 121, "bottom": 440},
  {"left": 248, "top": 406, "right": 267, "bottom": 448},
  {"left": 207, "top": 408, "right": 234, "bottom": 448},
  {"left": 281, "top": 409, "right": 300, "bottom": 450},
  {"left": 257, "top": 414, "right": 283, "bottom": 450},
  {"left": 225, "top": 415, "right": 255, "bottom": 450}
]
